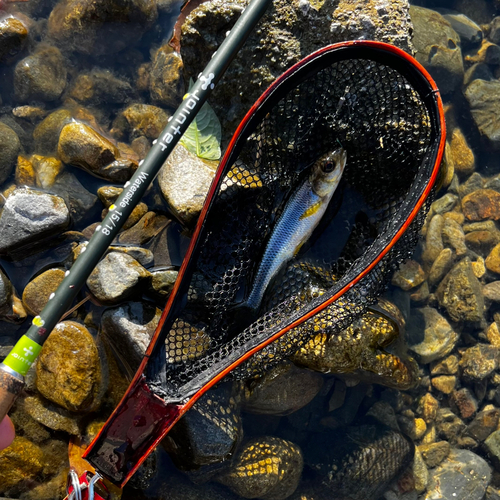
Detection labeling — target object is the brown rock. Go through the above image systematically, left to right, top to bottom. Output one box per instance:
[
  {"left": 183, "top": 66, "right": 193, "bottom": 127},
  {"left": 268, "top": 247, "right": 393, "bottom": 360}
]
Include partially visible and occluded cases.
[
  {"left": 0, "top": 16, "right": 28, "bottom": 63},
  {"left": 149, "top": 45, "right": 185, "bottom": 108},
  {"left": 33, "top": 109, "right": 72, "bottom": 155},
  {"left": 58, "top": 122, "right": 137, "bottom": 182},
  {"left": 450, "top": 127, "right": 475, "bottom": 176},
  {"left": 15, "top": 155, "right": 36, "bottom": 186},
  {"left": 462, "top": 189, "right": 500, "bottom": 221},
  {"left": 116, "top": 211, "right": 169, "bottom": 245},
  {"left": 466, "top": 230, "right": 500, "bottom": 256},
  {"left": 486, "top": 242, "right": 500, "bottom": 274},
  {"left": 428, "top": 248, "right": 454, "bottom": 286},
  {"left": 391, "top": 259, "right": 426, "bottom": 290},
  {"left": 22, "top": 268, "right": 66, "bottom": 316},
  {"left": 36, "top": 321, "right": 106, "bottom": 412},
  {"left": 487, "top": 321, "right": 500, "bottom": 347},
  {"left": 460, "top": 344, "right": 499, "bottom": 381},
  {"left": 430, "top": 355, "right": 459, "bottom": 375},
  {"left": 431, "top": 376, "right": 456, "bottom": 394},
  {"left": 450, "top": 388, "right": 478, "bottom": 419},
  {"left": 417, "top": 393, "right": 439, "bottom": 424},
  {"left": 467, "top": 407, "right": 500, "bottom": 441},
  {"left": 418, "top": 441, "right": 451, "bottom": 468}
]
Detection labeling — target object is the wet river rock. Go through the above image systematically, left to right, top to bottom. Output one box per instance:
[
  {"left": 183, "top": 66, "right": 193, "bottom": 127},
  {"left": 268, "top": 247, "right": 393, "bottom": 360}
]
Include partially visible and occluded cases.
[
  {"left": 47, "top": 0, "right": 158, "bottom": 56},
  {"left": 410, "top": 6, "right": 464, "bottom": 96},
  {"left": 0, "top": 15, "right": 28, "bottom": 63},
  {"left": 14, "top": 45, "right": 67, "bottom": 102},
  {"left": 113, "top": 103, "right": 170, "bottom": 141},
  {"left": 33, "top": 108, "right": 72, "bottom": 155},
  {"left": 0, "top": 121, "right": 21, "bottom": 185},
  {"left": 58, "top": 121, "right": 138, "bottom": 182},
  {"left": 158, "top": 144, "right": 218, "bottom": 227},
  {"left": 0, "top": 187, "right": 70, "bottom": 256},
  {"left": 462, "top": 189, "right": 500, "bottom": 221},
  {"left": 86, "top": 251, "right": 151, "bottom": 304},
  {"left": 435, "top": 257, "right": 484, "bottom": 324},
  {"left": 22, "top": 267, "right": 66, "bottom": 316},
  {"left": 100, "top": 301, "right": 161, "bottom": 371},
  {"left": 36, "top": 320, "right": 106, "bottom": 413},
  {"left": 243, "top": 362, "right": 323, "bottom": 416},
  {"left": 164, "top": 382, "right": 242, "bottom": 477},
  {"left": 216, "top": 436, "right": 303, "bottom": 500},
  {"left": 424, "top": 448, "right": 491, "bottom": 500}
]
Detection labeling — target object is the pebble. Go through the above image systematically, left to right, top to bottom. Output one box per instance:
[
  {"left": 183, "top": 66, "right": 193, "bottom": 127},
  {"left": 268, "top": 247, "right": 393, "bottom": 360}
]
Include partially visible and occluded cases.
[
  {"left": 47, "top": 0, "right": 158, "bottom": 56},
  {"left": 0, "top": 15, "right": 28, "bottom": 63},
  {"left": 490, "top": 16, "right": 500, "bottom": 44},
  {"left": 149, "top": 45, "right": 185, "bottom": 108},
  {"left": 14, "top": 46, "right": 67, "bottom": 102},
  {"left": 68, "top": 69, "right": 134, "bottom": 106},
  {"left": 465, "top": 79, "right": 500, "bottom": 149},
  {"left": 116, "top": 103, "right": 169, "bottom": 140},
  {"left": 33, "top": 109, "right": 72, "bottom": 155},
  {"left": 0, "top": 122, "right": 21, "bottom": 185},
  {"left": 58, "top": 122, "right": 138, "bottom": 182},
  {"left": 449, "top": 127, "right": 476, "bottom": 176},
  {"left": 158, "top": 144, "right": 218, "bottom": 227},
  {"left": 459, "top": 172, "right": 485, "bottom": 199},
  {"left": 0, "top": 187, "right": 70, "bottom": 256},
  {"left": 462, "top": 189, "right": 500, "bottom": 221},
  {"left": 431, "top": 193, "right": 458, "bottom": 215},
  {"left": 116, "top": 211, "right": 169, "bottom": 245},
  {"left": 423, "top": 214, "right": 445, "bottom": 265},
  {"left": 442, "top": 217, "right": 467, "bottom": 256},
  {"left": 466, "top": 230, "right": 500, "bottom": 256},
  {"left": 486, "top": 243, "right": 500, "bottom": 274},
  {"left": 107, "top": 245, "right": 154, "bottom": 268},
  {"left": 428, "top": 248, "right": 454, "bottom": 286},
  {"left": 86, "top": 252, "right": 151, "bottom": 304},
  {"left": 436, "top": 257, "right": 484, "bottom": 324},
  {"left": 391, "top": 259, "right": 426, "bottom": 290},
  {"left": 21, "top": 267, "right": 66, "bottom": 316},
  {"left": 148, "top": 268, "right": 178, "bottom": 299},
  {"left": 484, "top": 281, "right": 500, "bottom": 302},
  {"left": 100, "top": 301, "right": 161, "bottom": 371},
  {"left": 406, "top": 307, "right": 458, "bottom": 364},
  {"left": 36, "top": 320, "right": 106, "bottom": 412},
  {"left": 487, "top": 321, "right": 500, "bottom": 346},
  {"left": 460, "top": 344, "right": 499, "bottom": 381},
  {"left": 430, "top": 355, "right": 459, "bottom": 376},
  {"left": 244, "top": 362, "right": 323, "bottom": 416},
  {"left": 431, "top": 375, "right": 457, "bottom": 394},
  {"left": 165, "top": 383, "right": 242, "bottom": 475},
  {"left": 450, "top": 388, "right": 478, "bottom": 419},
  {"left": 418, "top": 393, "right": 440, "bottom": 424},
  {"left": 23, "top": 394, "right": 80, "bottom": 435},
  {"left": 467, "top": 408, "right": 500, "bottom": 441},
  {"left": 397, "top": 415, "right": 427, "bottom": 440},
  {"left": 484, "top": 430, "right": 500, "bottom": 470},
  {"left": 217, "top": 436, "right": 303, "bottom": 500},
  {"left": 418, "top": 441, "right": 451, "bottom": 468},
  {"left": 413, "top": 447, "right": 429, "bottom": 493},
  {"left": 424, "top": 449, "right": 491, "bottom": 500}
]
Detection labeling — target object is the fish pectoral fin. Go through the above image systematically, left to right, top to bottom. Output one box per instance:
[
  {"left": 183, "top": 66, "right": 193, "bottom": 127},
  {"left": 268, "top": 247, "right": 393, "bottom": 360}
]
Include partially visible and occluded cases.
[{"left": 299, "top": 201, "right": 322, "bottom": 220}]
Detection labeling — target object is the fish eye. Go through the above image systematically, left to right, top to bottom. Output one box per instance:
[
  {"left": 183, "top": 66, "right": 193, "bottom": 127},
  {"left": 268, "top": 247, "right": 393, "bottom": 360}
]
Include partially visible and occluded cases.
[{"left": 322, "top": 161, "right": 335, "bottom": 173}]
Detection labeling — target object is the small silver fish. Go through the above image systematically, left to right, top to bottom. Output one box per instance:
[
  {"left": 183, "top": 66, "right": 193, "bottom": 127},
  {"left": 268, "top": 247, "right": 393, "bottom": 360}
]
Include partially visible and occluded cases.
[{"left": 245, "top": 148, "right": 347, "bottom": 311}]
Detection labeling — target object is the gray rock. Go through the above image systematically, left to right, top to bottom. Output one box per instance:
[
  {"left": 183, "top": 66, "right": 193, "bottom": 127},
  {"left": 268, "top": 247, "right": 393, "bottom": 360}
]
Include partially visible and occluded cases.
[
  {"left": 181, "top": 0, "right": 413, "bottom": 140},
  {"left": 410, "top": 6, "right": 464, "bottom": 95},
  {"left": 442, "top": 12, "right": 483, "bottom": 50},
  {"left": 489, "top": 17, "right": 500, "bottom": 45},
  {"left": 14, "top": 46, "right": 67, "bottom": 102},
  {"left": 464, "top": 63, "right": 494, "bottom": 86},
  {"left": 465, "top": 79, "right": 500, "bottom": 148},
  {"left": 0, "top": 122, "right": 21, "bottom": 185},
  {"left": 158, "top": 144, "right": 217, "bottom": 227},
  {"left": 50, "top": 171, "right": 98, "bottom": 224},
  {"left": 459, "top": 172, "right": 485, "bottom": 199},
  {"left": 0, "top": 188, "right": 70, "bottom": 256},
  {"left": 431, "top": 193, "right": 458, "bottom": 215},
  {"left": 423, "top": 214, "right": 445, "bottom": 265},
  {"left": 442, "top": 218, "right": 467, "bottom": 256},
  {"left": 107, "top": 246, "right": 154, "bottom": 268},
  {"left": 428, "top": 248, "right": 454, "bottom": 286},
  {"left": 87, "top": 252, "right": 151, "bottom": 305},
  {"left": 436, "top": 258, "right": 484, "bottom": 324},
  {"left": 0, "top": 268, "right": 12, "bottom": 319},
  {"left": 147, "top": 268, "right": 178, "bottom": 299},
  {"left": 484, "top": 281, "right": 500, "bottom": 302},
  {"left": 100, "top": 301, "right": 161, "bottom": 371},
  {"left": 406, "top": 307, "right": 459, "bottom": 364},
  {"left": 243, "top": 362, "right": 323, "bottom": 416},
  {"left": 164, "top": 382, "right": 242, "bottom": 477},
  {"left": 436, "top": 408, "right": 467, "bottom": 443},
  {"left": 468, "top": 408, "right": 500, "bottom": 442},
  {"left": 484, "top": 430, "right": 500, "bottom": 470},
  {"left": 418, "top": 441, "right": 451, "bottom": 468},
  {"left": 424, "top": 449, "right": 491, "bottom": 500}
]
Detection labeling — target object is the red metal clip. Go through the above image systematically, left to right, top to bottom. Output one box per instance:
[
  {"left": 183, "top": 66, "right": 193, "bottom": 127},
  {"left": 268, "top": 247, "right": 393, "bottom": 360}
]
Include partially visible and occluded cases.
[{"left": 64, "top": 468, "right": 109, "bottom": 500}]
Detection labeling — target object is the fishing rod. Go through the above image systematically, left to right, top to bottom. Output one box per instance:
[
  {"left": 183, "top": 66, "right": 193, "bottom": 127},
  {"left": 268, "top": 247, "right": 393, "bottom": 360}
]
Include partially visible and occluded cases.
[{"left": 0, "top": 0, "right": 273, "bottom": 425}]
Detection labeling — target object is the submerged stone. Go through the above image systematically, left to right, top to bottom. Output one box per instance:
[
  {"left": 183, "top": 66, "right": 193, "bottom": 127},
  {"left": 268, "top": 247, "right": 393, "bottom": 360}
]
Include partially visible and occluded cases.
[
  {"left": 0, "top": 16, "right": 28, "bottom": 63},
  {"left": 0, "top": 122, "right": 21, "bottom": 185},
  {"left": 0, "top": 188, "right": 70, "bottom": 256},
  {"left": 22, "top": 267, "right": 66, "bottom": 316},
  {"left": 36, "top": 321, "right": 106, "bottom": 413}
]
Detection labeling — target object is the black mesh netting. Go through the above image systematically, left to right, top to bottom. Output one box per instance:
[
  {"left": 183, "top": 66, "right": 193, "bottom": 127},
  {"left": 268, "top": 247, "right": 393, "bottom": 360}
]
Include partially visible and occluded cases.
[{"left": 147, "top": 44, "right": 442, "bottom": 402}]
